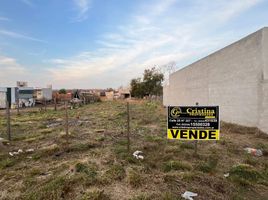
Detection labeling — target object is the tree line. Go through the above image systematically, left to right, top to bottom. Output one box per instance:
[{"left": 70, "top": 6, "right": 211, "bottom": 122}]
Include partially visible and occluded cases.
[{"left": 130, "top": 67, "right": 164, "bottom": 98}]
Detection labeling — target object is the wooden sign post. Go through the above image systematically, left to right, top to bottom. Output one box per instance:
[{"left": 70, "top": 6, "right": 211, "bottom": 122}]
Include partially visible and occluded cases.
[{"left": 194, "top": 102, "right": 199, "bottom": 155}]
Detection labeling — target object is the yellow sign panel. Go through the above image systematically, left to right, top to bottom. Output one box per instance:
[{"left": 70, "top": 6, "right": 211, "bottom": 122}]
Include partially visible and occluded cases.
[
  {"left": 167, "top": 106, "right": 220, "bottom": 140},
  {"left": 167, "top": 129, "right": 220, "bottom": 140}
]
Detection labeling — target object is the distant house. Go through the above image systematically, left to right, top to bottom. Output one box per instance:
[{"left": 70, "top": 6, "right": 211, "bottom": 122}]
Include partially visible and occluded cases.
[
  {"left": 0, "top": 85, "right": 35, "bottom": 108},
  {"left": 0, "top": 87, "right": 19, "bottom": 109},
  {"left": 8, "top": 87, "right": 19, "bottom": 108},
  {"left": 18, "top": 87, "right": 35, "bottom": 107},
  {"left": 117, "top": 87, "right": 131, "bottom": 99},
  {"left": 35, "top": 88, "right": 53, "bottom": 102},
  {"left": 80, "top": 90, "right": 100, "bottom": 103},
  {"left": 53, "top": 91, "right": 72, "bottom": 102},
  {"left": 105, "top": 91, "right": 114, "bottom": 100}
]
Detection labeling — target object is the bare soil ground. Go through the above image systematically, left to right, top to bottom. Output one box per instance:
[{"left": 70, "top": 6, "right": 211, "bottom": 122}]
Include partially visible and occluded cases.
[{"left": 0, "top": 100, "right": 267, "bottom": 200}]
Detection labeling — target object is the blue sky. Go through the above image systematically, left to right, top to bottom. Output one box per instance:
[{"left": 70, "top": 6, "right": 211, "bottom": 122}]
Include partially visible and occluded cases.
[{"left": 0, "top": 0, "right": 268, "bottom": 89}]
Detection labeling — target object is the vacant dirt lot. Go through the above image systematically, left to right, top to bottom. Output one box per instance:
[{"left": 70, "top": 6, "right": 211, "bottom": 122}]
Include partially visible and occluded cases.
[{"left": 0, "top": 100, "right": 267, "bottom": 200}]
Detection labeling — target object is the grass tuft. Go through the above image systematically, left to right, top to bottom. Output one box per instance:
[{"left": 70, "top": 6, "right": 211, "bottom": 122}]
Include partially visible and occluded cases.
[
  {"left": 196, "top": 155, "right": 218, "bottom": 173},
  {"left": 0, "top": 158, "right": 16, "bottom": 169},
  {"left": 163, "top": 160, "right": 192, "bottom": 172},
  {"left": 75, "top": 162, "right": 97, "bottom": 179},
  {"left": 100, "top": 164, "right": 125, "bottom": 184},
  {"left": 229, "top": 164, "right": 263, "bottom": 186},
  {"left": 127, "top": 168, "right": 143, "bottom": 188},
  {"left": 81, "top": 188, "right": 110, "bottom": 200},
  {"left": 130, "top": 194, "right": 151, "bottom": 200}
]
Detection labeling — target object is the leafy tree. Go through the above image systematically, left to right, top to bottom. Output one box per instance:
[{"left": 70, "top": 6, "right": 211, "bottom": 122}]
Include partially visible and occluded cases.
[
  {"left": 130, "top": 67, "right": 164, "bottom": 98},
  {"left": 143, "top": 67, "right": 164, "bottom": 96},
  {"left": 130, "top": 78, "right": 144, "bottom": 98},
  {"left": 58, "top": 88, "right": 67, "bottom": 94},
  {"left": 106, "top": 88, "right": 114, "bottom": 92}
]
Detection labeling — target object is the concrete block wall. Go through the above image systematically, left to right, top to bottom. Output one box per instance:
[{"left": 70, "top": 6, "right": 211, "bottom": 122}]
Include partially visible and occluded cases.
[
  {"left": 164, "top": 27, "right": 268, "bottom": 133},
  {"left": 258, "top": 28, "right": 268, "bottom": 133}
]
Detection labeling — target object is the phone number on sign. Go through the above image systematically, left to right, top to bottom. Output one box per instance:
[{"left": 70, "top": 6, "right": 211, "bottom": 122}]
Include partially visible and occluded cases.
[{"left": 190, "top": 122, "right": 210, "bottom": 126}]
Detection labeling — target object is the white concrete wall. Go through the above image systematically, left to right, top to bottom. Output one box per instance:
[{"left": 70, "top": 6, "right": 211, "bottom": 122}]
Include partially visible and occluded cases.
[
  {"left": 164, "top": 27, "right": 268, "bottom": 133},
  {"left": 258, "top": 28, "right": 268, "bottom": 133},
  {"left": 42, "top": 88, "right": 52, "bottom": 100},
  {"left": 0, "top": 92, "right": 6, "bottom": 109}
]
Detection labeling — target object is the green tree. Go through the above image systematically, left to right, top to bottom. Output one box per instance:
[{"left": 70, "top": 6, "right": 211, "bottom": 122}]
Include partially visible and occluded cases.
[
  {"left": 130, "top": 67, "right": 164, "bottom": 98},
  {"left": 143, "top": 67, "right": 164, "bottom": 96},
  {"left": 130, "top": 78, "right": 144, "bottom": 98},
  {"left": 58, "top": 88, "right": 67, "bottom": 94}
]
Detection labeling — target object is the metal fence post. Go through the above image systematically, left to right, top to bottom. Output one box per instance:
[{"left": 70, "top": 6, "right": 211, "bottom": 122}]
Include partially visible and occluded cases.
[
  {"left": 54, "top": 97, "right": 57, "bottom": 111},
  {"left": 6, "top": 101, "right": 11, "bottom": 141},
  {"left": 65, "top": 101, "right": 69, "bottom": 142},
  {"left": 127, "top": 102, "right": 130, "bottom": 152}
]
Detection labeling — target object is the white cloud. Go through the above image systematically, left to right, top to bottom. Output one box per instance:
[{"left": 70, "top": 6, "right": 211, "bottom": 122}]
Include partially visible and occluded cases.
[
  {"left": 46, "top": 0, "right": 263, "bottom": 88},
  {"left": 72, "top": 0, "right": 92, "bottom": 22},
  {"left": 0, "top": 29, "right": 46, "bottom": 43},
  {"left": 0, "top": 54, "right": 52, "bottom": 87},
  {"left": 0, "top": 55, "right": 27, "bottom": 86}
]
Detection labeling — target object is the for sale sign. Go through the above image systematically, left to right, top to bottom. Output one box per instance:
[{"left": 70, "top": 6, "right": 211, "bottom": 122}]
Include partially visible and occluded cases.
[{"left": 167, "top": 106, "right": 220, "bottom": 140}]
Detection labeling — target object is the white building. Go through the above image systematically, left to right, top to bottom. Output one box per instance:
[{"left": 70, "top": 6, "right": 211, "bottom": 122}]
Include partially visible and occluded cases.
[
  {"left": 163, "top": 27, "right": 268, "bottom": 134},
  {"left": 0, "top": 87, "right": 7, "bottom": 109},
  {"left": 0, "top": 87, "right": 18, "bottom": 109},
  {"left": 18, "top": 87, "right": 35, "bottom": 107},
  {"left": 35, "top": 88, "right": 53, "bottom": 101}
]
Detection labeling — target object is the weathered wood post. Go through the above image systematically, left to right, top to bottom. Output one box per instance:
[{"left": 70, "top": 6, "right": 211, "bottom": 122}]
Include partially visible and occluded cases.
[
  {"left": 54, "top": 97, "right": 57, "bottom": 111},
  {"left": 16, "top": 99, "right": 20, "bottom": 115},
  {"left": 44, "top": 99, "right": 47, "bottom": 111},
  {"left": 6, "top": 100, "right": 11, "bottom": 141},
  {"left": 65, "top": 101, "right": 69, "bottom": 142},
  {"left": 127, "top": 101, "right": 130, "bottom": 152}
]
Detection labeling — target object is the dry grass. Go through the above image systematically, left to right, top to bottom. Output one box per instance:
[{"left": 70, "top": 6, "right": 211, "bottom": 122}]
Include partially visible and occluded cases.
[{"left": 0, "top": 100, "right": 267, "bottom": 200}]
